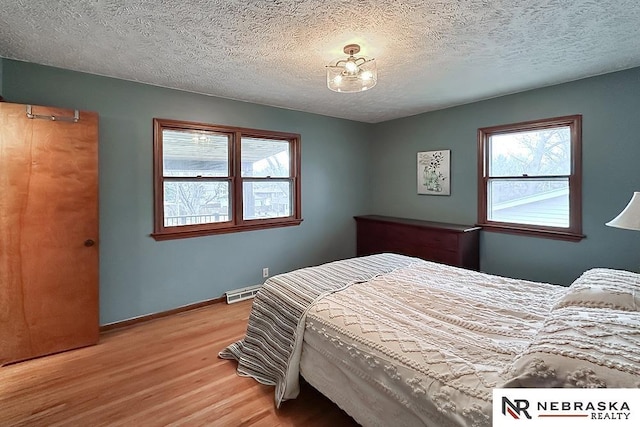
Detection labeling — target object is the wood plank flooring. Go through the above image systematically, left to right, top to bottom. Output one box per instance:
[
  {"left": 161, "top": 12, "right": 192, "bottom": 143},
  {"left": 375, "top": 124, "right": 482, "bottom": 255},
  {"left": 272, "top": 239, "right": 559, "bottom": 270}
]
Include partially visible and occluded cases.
[{"left": 0, "top": 300, "right": 360, "bottom": 426}]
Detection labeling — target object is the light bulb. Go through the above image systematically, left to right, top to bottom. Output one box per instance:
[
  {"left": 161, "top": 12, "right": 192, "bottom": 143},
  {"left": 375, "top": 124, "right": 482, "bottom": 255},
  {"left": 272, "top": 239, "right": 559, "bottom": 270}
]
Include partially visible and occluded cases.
[
  {"left": 345, "top": 60, "right": 358, "bottom": 74},
  {"left": 361, "top": 71, "right": 372, "bottom": 81},
  {"left": 333, "top": 75, "right": 343, "bottom": 85}
]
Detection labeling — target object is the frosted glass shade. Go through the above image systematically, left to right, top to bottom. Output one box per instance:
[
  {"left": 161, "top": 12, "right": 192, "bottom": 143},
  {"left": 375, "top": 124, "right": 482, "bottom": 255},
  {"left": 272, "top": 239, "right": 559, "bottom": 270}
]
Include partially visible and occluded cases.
[{"left": 606, "top": 192, "right": 640, "bottom": 231}]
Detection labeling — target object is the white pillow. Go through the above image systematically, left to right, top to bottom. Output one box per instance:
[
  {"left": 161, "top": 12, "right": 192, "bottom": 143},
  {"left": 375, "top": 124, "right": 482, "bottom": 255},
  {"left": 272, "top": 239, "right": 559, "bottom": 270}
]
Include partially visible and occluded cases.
[
  {"left": 554, "top": 268, "right": 640, "bottom": 312},
  {"left": 504, "top": 305, "right": 640, "bottom": 389}
]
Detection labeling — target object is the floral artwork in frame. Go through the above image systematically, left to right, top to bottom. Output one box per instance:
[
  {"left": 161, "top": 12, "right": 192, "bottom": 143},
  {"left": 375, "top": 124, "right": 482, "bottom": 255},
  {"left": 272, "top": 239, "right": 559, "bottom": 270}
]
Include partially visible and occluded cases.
[{"left": 417, "top": 150, "right": 450, "bottom": 195}]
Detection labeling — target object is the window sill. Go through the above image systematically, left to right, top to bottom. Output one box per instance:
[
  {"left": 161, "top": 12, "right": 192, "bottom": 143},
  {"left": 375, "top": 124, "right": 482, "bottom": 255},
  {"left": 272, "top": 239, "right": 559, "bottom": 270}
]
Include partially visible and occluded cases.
[
  {"left": 151, "top": 218, "right": 303, "bottom": 241},
  {"left": 477, "top": 222, "right": 585, "bottom": 242}
]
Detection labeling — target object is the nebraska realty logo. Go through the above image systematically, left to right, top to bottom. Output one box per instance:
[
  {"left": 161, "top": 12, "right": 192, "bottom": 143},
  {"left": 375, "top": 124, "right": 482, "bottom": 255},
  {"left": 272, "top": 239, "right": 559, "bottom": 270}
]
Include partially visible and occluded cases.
[{"left": 493, "top": 389, "right": 639, "bottom": 426}]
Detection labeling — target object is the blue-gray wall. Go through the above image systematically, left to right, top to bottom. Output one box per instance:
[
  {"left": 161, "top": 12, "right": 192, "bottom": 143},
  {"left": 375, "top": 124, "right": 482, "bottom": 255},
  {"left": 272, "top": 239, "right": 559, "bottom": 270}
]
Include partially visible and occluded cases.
[
  {"left": 3, "top": 58, "right": 640, "bottom": 323},
  {"left": 2, "top": 59, "right": 373, "bottom": 325},
  {"left": 370, "top": 67, "right": 640, "bottom": 285}
]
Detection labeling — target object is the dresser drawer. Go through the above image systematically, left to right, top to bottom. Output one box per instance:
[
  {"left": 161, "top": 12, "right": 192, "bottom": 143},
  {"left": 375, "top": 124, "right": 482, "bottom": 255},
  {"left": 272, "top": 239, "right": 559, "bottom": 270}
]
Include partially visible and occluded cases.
[{"left": 355, "top": 215, "right": 480, "bottom": 270}]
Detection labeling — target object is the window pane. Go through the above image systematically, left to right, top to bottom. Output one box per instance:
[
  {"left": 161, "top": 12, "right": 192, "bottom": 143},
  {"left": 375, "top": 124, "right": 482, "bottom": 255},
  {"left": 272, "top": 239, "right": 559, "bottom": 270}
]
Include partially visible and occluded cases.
[
  {"left": 489, "top": 127, "right": 570, "bottom": 177},
  {"left": 163, "top": 129, "right": 229, "bottom": 177},
  {"left": 241, "top": 138, "right": 290, "bottom": 178},
  {"left": 488, "top": 179, "right": 569, "bottom": 227},
  {"left": 164, "top": 181, "right": 230, "bottom": 227},
  {"left": 242, "top": 181, "right": 291, "bottom": 220}
]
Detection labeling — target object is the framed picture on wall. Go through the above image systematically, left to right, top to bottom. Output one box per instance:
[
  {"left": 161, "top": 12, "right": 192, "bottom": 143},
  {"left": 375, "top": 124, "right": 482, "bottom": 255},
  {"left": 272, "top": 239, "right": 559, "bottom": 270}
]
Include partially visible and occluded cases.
[{"left": 417, "top": 150, "right": 451, "bottom": 195}]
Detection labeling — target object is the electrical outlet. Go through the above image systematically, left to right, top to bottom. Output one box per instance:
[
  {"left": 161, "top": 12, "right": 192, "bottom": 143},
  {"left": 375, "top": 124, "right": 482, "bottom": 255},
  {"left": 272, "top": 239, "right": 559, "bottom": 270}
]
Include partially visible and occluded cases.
[{"left": 262, "top": 267, "right": 269, "bottom": 278}]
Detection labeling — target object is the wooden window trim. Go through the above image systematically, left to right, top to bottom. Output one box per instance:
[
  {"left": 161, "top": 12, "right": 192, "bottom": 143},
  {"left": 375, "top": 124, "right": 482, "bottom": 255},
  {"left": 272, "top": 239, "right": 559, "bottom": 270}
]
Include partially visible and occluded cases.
[
  {"left": 477, "top": 115, "right": 584, "bottom": 242},
  {"left": 152, "top": 119, "right": 302, "bottom": 241}
]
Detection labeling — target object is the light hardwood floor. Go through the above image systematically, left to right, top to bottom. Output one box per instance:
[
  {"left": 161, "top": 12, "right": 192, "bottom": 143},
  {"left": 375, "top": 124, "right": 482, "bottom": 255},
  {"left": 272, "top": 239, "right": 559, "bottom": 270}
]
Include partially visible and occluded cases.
[{"left": 0, "top": 300, "right": 360, "bottom": 426}]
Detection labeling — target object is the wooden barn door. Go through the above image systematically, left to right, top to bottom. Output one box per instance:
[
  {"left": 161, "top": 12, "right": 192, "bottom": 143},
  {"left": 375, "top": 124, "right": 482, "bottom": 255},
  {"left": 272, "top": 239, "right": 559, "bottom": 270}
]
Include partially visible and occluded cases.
[{"left": 0, "top": 102, "right": 99, "bottom": 365}]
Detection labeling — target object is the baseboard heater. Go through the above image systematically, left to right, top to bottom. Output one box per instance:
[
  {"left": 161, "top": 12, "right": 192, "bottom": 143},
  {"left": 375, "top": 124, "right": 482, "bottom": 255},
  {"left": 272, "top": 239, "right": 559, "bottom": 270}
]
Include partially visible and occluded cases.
[{"left": 225, "top": 284, "right": 261, "bottom": 304}]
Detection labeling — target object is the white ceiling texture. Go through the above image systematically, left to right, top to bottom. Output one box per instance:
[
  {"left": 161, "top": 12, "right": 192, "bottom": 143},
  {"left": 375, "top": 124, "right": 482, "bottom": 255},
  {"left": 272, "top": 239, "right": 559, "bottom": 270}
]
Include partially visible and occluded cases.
[{"left": 1, "top": 0, "right": 640, "bottom": 123}]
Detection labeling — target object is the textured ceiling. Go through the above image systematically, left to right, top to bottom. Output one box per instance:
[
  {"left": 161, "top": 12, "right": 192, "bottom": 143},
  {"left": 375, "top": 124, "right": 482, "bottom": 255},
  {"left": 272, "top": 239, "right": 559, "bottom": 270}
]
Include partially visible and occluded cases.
[{"left": 1, "top": 0, "right": 640, "bottom": 123}]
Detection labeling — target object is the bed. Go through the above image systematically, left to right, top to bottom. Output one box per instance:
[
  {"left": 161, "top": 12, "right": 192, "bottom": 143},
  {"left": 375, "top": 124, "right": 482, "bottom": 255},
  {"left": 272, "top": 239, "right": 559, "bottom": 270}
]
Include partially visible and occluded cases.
[{"left": 220, "top": 253, "right": 640, "bottom": 427}]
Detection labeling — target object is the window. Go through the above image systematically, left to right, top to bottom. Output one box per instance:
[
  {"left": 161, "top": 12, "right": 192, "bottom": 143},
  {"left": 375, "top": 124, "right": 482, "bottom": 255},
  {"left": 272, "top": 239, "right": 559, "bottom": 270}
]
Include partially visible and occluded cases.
[
  {"left": 477, "top": 115, "right": 583, "bottom": 241},
  {"left": 152, "top": 119, "right": 302, "bottom": 240}
]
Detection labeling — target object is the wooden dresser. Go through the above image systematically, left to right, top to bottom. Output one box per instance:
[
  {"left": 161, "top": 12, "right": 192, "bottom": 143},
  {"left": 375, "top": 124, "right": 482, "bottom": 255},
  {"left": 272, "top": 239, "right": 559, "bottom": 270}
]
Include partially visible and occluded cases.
[{"left": 354, "top": 215, "right": 481, "bottom": 270}]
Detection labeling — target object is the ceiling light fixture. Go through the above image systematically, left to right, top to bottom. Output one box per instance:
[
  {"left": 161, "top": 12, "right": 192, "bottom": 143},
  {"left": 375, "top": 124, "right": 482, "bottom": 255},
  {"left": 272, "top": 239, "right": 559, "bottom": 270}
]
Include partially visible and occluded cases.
[{"left": 326, "top": 44, "right": 377, "bottom": 93}]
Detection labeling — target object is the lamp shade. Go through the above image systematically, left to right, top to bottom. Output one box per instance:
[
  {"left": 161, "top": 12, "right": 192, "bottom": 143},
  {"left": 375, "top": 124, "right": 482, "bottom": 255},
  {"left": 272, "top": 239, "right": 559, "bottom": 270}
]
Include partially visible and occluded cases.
[{"left": 606, "top": 192, "right": 640, "bottom": 231}]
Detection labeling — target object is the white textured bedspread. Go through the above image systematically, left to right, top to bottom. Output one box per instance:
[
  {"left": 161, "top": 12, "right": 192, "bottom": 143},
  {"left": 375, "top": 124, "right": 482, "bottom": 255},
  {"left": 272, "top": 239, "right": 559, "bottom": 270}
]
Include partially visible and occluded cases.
[
  {"left": 219, "top": 253, "right": 418, "bottom": 406},
  {"left": 304, "top": 260, "right": 566, "bottom": 427}
]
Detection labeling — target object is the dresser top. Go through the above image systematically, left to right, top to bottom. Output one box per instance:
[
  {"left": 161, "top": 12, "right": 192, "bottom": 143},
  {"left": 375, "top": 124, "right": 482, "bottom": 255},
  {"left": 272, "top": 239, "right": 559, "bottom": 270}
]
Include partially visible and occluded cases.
[{"left": 354, "top": 215, "right": 481, "bottom": 233}]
